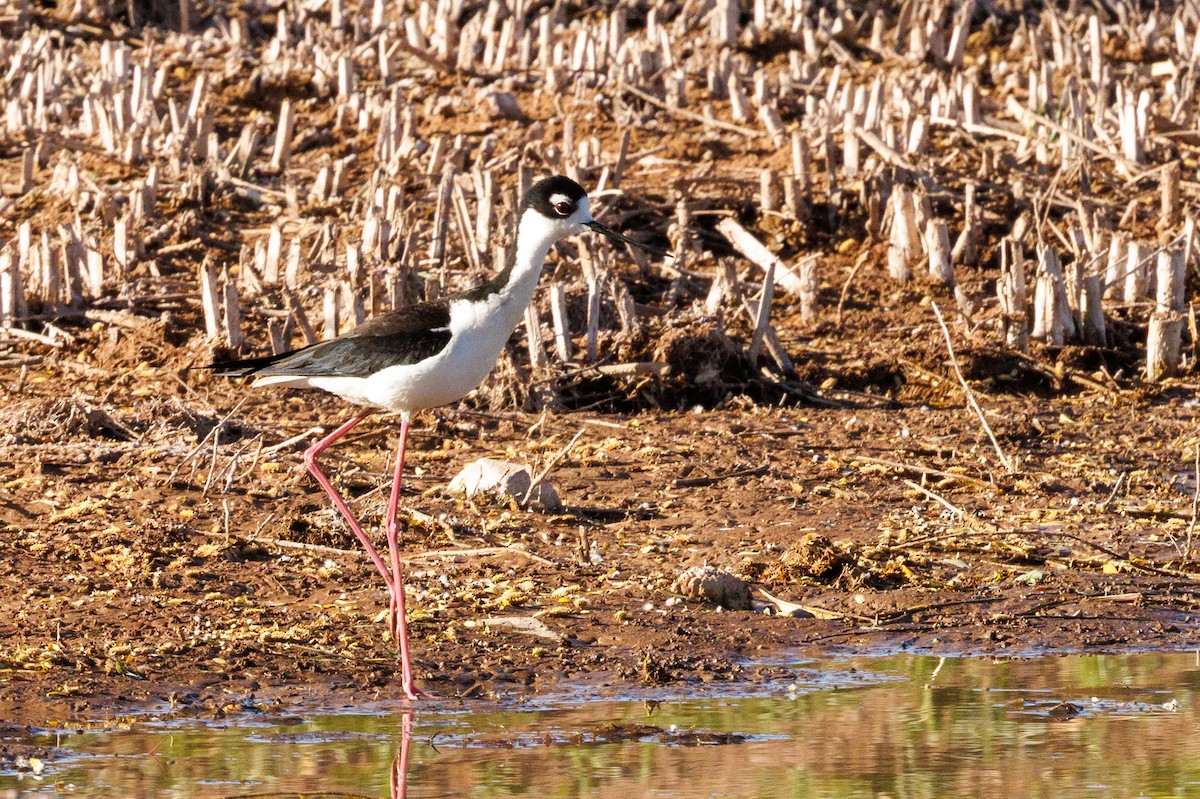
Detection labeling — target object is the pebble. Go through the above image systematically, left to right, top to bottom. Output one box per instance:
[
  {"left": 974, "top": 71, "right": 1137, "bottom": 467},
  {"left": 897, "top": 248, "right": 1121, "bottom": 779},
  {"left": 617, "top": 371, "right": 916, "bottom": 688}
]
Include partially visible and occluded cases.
[{"left": 446, "top": 458, "right": 561, "bottom": 512}]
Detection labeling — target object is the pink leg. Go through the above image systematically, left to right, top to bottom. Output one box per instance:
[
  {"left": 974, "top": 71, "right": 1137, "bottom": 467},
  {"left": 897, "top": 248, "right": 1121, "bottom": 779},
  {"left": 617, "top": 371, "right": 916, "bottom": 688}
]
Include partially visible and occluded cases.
[
  {"left": 303, "top": 413, "right": 394, "bottom": 591},
  {"left": 385, "top": 416, "right": 428, "bottom": 700}
]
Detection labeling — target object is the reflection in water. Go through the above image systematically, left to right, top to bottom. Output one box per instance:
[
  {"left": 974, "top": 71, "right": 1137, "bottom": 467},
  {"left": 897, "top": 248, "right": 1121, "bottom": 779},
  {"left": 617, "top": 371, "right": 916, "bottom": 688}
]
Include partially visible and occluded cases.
[
  {"left": 3, "top": 653, "right": 1200, "bottom": 799},
  {"left": 391, "top": 710, "right": 411, "bottom": 799}
]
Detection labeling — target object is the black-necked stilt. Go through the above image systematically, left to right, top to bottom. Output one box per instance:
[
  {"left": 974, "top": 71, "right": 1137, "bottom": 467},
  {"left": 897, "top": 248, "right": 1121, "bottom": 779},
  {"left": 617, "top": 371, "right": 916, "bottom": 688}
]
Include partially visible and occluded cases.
[{"left": 208, "top": 176, "right": 663, "bottom": 699}]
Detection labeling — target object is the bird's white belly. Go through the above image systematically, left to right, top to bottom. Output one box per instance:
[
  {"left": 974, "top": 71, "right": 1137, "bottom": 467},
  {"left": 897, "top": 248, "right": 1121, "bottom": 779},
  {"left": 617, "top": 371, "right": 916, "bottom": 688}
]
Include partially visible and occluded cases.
[
  {"left": 325, "top": 299, "right": 523, "bottom": 415},
  {"left": 365, "top": 333, "right": 507, "bottom": 413}
]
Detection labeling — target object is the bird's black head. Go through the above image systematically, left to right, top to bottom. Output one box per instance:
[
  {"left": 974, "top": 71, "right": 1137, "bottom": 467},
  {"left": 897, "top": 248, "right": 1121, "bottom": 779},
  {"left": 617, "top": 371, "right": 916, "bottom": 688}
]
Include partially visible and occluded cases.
[
  {"left": 517, "top": 174, "right": 672, "bottom": 260},
  {"left": 521, "top": 175, "right": 588, "bottom": 221}
]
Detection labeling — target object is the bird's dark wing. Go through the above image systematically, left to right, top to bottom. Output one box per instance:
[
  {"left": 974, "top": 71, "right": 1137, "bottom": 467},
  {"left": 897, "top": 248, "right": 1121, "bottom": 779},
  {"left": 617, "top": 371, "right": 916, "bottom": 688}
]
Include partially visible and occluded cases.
[{"left": 207, "top": 300, "right": 453, "bottom": 379}]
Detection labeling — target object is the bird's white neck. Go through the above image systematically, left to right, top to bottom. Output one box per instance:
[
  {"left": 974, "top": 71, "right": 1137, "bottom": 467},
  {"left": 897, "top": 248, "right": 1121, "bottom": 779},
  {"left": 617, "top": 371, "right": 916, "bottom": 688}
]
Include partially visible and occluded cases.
[
  {"left": 511, "top": 205, "right": 571, "bottom": 292},
  {"left": 503, "top": 208, "right": 572, "bottom": 303},
  {"left": 448, "top": 209, "right": 574, "bottom": 339}
]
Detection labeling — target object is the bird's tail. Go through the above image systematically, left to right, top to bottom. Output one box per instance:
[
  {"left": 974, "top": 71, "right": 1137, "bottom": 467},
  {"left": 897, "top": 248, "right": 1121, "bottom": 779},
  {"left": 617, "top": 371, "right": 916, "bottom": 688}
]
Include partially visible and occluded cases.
[{"left": 202, "top": 351, "right": 293, "bottom": 377}]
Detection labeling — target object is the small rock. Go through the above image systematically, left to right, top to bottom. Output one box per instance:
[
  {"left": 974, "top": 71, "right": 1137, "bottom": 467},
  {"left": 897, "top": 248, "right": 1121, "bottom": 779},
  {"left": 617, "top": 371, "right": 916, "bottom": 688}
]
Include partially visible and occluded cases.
[
  {"left": 483, "top": 91, "right": 523, "bottom": 120},
  {"left": 446, "top": 458, "right": 561, "bottom": 512},
  {"left": 672, "top": 565, "right": 752, "bottom": 611}
]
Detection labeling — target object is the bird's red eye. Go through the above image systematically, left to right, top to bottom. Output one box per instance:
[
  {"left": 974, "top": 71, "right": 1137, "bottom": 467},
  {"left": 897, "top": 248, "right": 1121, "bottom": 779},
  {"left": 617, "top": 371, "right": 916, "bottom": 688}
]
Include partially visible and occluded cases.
[{"left": 555, "top": 201, "right": 572, "bottom": 216}]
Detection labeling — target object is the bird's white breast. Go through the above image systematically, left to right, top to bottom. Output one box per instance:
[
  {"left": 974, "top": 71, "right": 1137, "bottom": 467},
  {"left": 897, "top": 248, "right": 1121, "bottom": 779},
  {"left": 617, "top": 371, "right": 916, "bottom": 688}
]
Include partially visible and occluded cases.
[
  {"left": 356, "top": 219, "right": 553, "bottom": 415},
  {"left": 352, "top": 290, "right": 527, "bottom": 413}
]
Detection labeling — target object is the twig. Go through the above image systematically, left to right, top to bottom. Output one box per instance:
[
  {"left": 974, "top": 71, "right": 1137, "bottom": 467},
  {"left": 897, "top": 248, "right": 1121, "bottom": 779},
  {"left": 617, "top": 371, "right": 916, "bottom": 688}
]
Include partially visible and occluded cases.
[
  {"left": 384, "top": 37, "right": 471, "bottom": 77},
  {"left": 619, "top": 82, "right": 763, "bottom": 139},
  {"left": 929, "top": 115, "right": 1030, "bottom": 144},
  {"left": 855, "top": 127, "right": 921, "bottom": 173},
  {"left": 228, "top": 176, "right": 290, "bottom": 200},
  {"left": 715, "top": 218, "right": 805, "bottom": 295},
  {"left": 835, "top": 250, "right": 871, "bottom": 327},
  {"left": 748, "top": 256, "right": 774, "bottom": 362},
  {"left": 930, "top": 302, "right": 1017, "bottom": 473},
  {"left": 1, "top": 326, "right": 63, "bottom": 347},
  {"left": 1004, "top": 348, "right": 1119, "bottom": 396},
  {"left": 0, "top": 354, "right": 43, "bottom": 368},
  {"left": 595, "top": 362, "right": 670, "bottom": 377},
  {"left": 163, "top": 398, "right": 247, "bottom": 485},
  {"left": 581, "top": 418, "right": 627, "bottom": 430},
  {"left": 201, "top": 426, "right": 222, "bottom": 496},
  {"left": 263, "top": 426, "right": 324, "bottom": 454},
  {"left": 523, "top": 427, "right": 587, "bottom": 506},
  {"left": 236, "top": 435, "right": 266, "bottom": 481},
  {"left": 219, "top": 445, "right": 245, "bottom": 494},
  {"left": 853, "top": 455, "right": 999, "bottom": 491},
  {"left": 674, "top": 461, "right": 770, "bottom": 488},
  {"left": 1098, "top": 472, "right": 1127, "bottom": 512},
  {"left": 901, "top": 479, "right": 964, "bottom": 517},
  {"left": 250, "top": 512, "right": 278, "bottom": 540},
  {"left": 892, "top": 522, "right": 1193, "bottom": 580},
  {"left": 202, "top": 528, "right": 359, "bottom": 556},
  {"left": 1043, "top": 528, "right": 1192, "bottom": 579},
  {"left": 225, "top": 531, "right": 554, "bottom": 567},
  {"left": 403, "top": 545, "right": 555, "bottom": 567},
  {"left": 757, "top": 588, "right": 860, "bottom": 620},
  {"left": 1082, "top": 593, "right": 1145, "bottom": 603},
  {"left": 478, "top": 616, "right": 562, "bottom": 641}
]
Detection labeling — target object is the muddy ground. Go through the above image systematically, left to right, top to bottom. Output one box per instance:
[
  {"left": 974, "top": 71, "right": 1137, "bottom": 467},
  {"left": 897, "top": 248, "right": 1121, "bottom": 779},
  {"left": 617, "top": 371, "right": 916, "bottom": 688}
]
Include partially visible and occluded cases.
[
  {"left": 4, "top": 2, "right": 1200, "bottom": 730},
  {"left": 3, "top": 295, "right": 1200, "bottom": 728}
]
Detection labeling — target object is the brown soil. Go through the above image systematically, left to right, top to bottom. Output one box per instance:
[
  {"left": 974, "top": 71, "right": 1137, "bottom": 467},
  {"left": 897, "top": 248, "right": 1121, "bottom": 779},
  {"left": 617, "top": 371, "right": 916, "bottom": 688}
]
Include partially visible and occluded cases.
[
  {"left": 3, "top": 4, "right": 1200, "bottom": 727},
  {"left": 3, "top": 313, "right": 1199, "bottom": 726}
]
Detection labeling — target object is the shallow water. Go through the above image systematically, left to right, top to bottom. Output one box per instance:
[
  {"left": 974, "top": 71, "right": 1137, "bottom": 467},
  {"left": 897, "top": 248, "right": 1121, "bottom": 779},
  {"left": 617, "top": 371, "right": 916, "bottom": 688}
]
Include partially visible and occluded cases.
[{"left": 3, "top": 653, "right": 1200, "bottom": 798}]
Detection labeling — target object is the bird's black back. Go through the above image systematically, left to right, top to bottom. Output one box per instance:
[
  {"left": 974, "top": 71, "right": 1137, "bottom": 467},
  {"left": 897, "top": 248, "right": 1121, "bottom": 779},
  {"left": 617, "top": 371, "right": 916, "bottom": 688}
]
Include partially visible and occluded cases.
[{"left": 207, "top": 299, "right": 453, "bottom": 379}]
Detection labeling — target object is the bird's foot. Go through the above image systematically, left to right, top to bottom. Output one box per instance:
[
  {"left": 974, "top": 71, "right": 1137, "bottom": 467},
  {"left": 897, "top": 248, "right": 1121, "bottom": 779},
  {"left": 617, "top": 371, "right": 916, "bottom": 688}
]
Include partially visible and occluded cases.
[{"left": 401, "top": 682, "right": 437, "bottom": 701}]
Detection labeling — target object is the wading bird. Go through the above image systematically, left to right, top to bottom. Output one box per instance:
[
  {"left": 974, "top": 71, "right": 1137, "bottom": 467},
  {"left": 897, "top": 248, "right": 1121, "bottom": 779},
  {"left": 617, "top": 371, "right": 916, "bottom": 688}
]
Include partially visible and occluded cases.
[{"left": 209, "top": 176, "right": 663, "bottom": 699}]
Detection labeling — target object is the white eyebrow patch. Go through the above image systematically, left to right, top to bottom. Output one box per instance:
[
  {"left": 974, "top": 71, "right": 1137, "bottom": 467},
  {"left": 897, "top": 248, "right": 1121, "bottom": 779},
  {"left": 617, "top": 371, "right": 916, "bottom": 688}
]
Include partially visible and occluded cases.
[{"left": 548, "top": 193, "right": 572, "bottom": 207}]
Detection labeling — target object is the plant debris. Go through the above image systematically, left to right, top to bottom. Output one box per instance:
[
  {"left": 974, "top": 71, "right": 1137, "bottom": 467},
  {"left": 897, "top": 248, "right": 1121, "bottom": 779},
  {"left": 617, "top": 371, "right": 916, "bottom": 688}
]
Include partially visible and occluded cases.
[{"left": 3, "top": 0, "right": 1200, "bottom": 724}]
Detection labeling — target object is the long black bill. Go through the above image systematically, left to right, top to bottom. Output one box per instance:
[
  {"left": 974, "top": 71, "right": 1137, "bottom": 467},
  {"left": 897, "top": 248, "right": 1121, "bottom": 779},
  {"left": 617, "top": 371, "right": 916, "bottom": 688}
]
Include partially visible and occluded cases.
[{"left": 586, "top": 220, "right": 672, "bottom": 259}]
